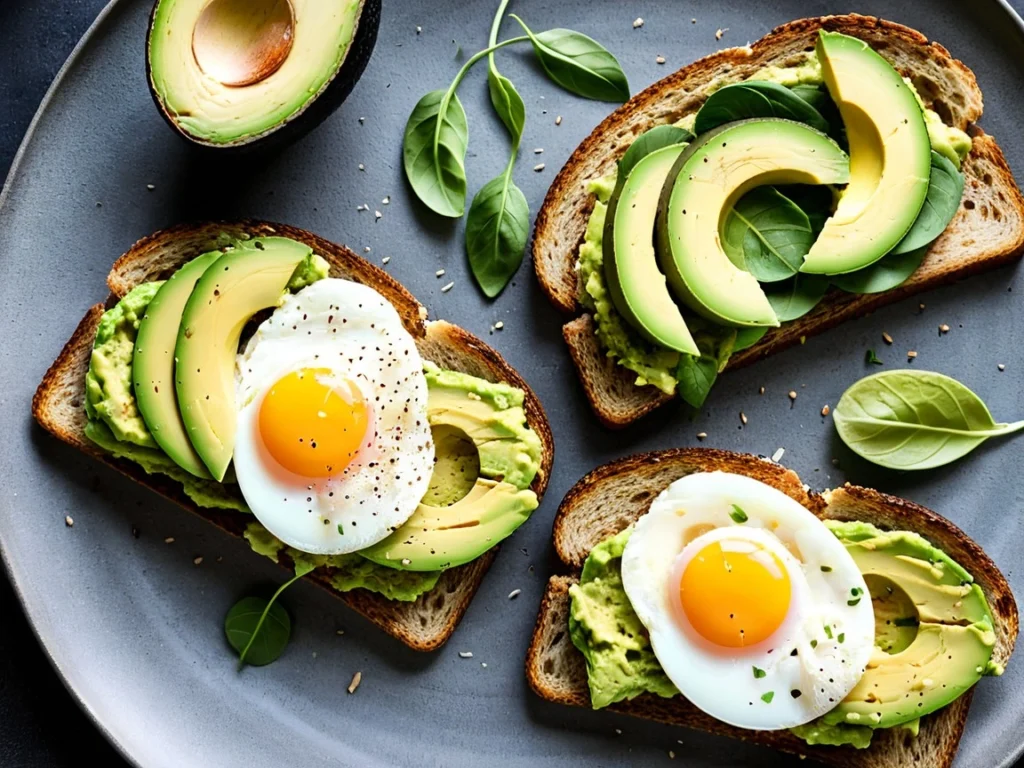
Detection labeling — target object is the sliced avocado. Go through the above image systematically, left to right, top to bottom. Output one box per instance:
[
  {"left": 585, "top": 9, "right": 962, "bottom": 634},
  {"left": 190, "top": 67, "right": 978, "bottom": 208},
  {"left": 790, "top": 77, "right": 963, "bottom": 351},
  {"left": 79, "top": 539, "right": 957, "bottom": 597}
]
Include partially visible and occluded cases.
[
  {"left": 147, "top": 0, "right": 380, "bottom": 148},
  {"left": 800, "top": 32, "right": 931, "bottom": 274},
  {"left": 655, "top": 118, "right": 849, "bottom": 327},
  {"left": 604, "top": 144, "right": 698, "bottom": 356},
  {"left": 175, "top": 237, "right": 320, "bottom": 481},
  {"left": 133, "top": 251, "right": 221, "bottom": 479},
  {"left": 359, "top": 379, "right": 540, "bottom": 571},
  {"left": 823, "top": 521, "right": 998, "bottom": 730}
]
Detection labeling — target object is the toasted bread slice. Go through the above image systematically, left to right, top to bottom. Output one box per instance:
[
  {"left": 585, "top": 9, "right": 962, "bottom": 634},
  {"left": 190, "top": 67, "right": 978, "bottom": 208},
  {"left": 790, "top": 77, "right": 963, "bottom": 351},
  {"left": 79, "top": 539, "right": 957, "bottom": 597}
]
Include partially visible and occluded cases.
[
  {"left": 533, "top": 14, "right": 1024, "bottom": 428},
  {"left": 32, "top": 221, "right": 553, "bottom": 652},
  {"left": 525, "top": 449, "right": 1018, "bottom": 767}
]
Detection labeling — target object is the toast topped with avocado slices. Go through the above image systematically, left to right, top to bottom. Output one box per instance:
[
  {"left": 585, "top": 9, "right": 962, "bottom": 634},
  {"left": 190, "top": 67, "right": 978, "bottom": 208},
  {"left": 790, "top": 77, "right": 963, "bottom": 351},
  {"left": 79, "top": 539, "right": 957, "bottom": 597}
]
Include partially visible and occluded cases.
[
  {"left": 532, "top": 14, "right": 1024, "bottom": 427},
  {"left": 33, "top": 220, "right": 553, "bottom": 652},
  {"left": 525, "top": 449, "right": 1017, "bottom": 767}
]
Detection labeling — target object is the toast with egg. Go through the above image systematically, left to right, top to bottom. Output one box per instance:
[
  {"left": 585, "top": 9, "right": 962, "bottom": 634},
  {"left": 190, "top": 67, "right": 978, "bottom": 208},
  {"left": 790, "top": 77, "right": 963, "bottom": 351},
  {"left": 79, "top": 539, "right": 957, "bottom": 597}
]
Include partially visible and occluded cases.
[
  {"left": 533, "top": 14, "right": 1024, "bottom": 428},
  {"left": 33, "top": 220, "right": 553, "bottom": 652},
  {"left": 525, "top": 449, "right": 1018, "bottom": 767}
]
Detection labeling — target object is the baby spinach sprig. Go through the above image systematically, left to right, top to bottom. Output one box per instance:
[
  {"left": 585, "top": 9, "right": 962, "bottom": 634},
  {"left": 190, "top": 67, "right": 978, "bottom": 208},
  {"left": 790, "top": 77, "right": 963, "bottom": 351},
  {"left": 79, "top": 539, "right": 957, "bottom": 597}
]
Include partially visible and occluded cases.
[
  {"left": 402, "top": 0, "right": 628, "bottom": 296},
  {"left": 224, "top": 559, "right": 315, "bottom": 669}
]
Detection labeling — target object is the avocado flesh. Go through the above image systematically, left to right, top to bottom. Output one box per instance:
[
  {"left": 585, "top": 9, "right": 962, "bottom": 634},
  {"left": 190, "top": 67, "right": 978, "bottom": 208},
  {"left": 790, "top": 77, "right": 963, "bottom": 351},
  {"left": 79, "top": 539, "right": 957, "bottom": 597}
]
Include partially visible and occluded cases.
[
  {"left": 148, "top": 0, "right": 366, "bottom": 145},
  {"left": 800, "top": 32, "right": 931, "bottom": 274},
  {"left": 656, "top": 119, "right": 849, "bottom": 327},
  {"left": 604, "top": 145, "right": 699, "bottom": 356},
  {"left": 175, "top": 237, "right": 315, "bottom": 481},
  {"left": 133, "top": 251, "right": 221, "bottom": 479},
  {"left": 359, "top": 384, "right": 539, "bottom": 571},
  {"left": 824, "top": 522, "right": 997, "bottom": 730}
]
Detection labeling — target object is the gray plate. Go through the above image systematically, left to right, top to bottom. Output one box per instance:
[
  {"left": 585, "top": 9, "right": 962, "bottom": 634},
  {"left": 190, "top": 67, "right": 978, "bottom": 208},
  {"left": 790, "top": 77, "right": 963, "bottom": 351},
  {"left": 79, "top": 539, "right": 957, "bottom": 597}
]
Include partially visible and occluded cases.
[{"left": 2, "top": 1, "right": 1023, "bottom": 766}]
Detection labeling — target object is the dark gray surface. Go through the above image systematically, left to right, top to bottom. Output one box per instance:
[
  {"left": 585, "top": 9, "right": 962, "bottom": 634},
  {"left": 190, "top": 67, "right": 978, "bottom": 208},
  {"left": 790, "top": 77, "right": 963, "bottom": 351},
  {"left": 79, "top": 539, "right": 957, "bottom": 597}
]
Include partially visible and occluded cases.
[{"left": 2, "top": 1, "right": 1024, "bottom": 766}]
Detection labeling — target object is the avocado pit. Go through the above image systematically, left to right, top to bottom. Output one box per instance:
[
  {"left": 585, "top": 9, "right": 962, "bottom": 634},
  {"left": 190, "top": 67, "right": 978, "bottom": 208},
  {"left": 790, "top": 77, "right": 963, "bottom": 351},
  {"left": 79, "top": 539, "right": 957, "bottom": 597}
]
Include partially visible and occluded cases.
[{"left": 191, "top": 0, "right": 295, "bottom": 88}]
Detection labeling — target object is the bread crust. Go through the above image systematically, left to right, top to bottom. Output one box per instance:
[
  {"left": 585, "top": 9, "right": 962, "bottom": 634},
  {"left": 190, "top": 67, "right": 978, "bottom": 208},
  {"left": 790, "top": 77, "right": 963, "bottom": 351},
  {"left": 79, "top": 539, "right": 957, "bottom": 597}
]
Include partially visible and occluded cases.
[
  {"left": 533, "top": 14, "right": 1024, "bottom": 428},
  {"left": 32, "top": 221, "right": 553, "bottom": 652},
  {"left": 525, "top": 448, "right": 1018, "bottom": 766}
]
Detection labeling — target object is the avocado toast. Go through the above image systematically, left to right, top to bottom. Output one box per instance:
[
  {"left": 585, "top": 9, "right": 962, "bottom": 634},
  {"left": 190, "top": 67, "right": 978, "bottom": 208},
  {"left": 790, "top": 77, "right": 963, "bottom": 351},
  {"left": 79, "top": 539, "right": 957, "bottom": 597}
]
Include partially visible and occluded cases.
[
  {"left": 532, "top": 14, "right": 1024, "bottom": 427},
  {"left": 33, "top": 220, "right": 553, "bottom": 652},
  {"left": 525, "top": 449, "right": 1017, "bottom": 767}
]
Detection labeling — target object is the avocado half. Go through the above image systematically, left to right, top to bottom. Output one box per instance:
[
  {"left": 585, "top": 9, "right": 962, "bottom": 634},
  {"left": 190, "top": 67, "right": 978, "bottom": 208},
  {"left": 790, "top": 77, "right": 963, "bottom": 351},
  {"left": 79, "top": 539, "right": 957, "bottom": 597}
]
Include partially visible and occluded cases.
[{"left": 146, "top": 0, "right": 381, "bottom": 150}]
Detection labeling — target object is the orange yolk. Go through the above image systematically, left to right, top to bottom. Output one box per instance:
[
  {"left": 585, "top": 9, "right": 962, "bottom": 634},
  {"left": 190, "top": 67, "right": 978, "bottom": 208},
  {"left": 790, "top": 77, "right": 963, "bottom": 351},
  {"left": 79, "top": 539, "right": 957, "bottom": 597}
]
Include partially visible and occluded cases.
[
  {"left": 258, "top": 368, "right": 370, "bottom": 478},
  {"left": 678, "top": 540, "right": 791, "bottom": 648}
]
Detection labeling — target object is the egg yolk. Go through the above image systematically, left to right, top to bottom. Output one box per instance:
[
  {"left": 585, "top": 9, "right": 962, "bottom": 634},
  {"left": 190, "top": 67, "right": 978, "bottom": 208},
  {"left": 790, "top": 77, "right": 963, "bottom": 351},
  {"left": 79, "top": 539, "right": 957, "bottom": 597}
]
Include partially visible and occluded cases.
[
  {"left": 258, "top": 368, "right": 369, "bottom": 478},
  {"left": 678, "top": 540, "right": 791, "bottom": 648}
]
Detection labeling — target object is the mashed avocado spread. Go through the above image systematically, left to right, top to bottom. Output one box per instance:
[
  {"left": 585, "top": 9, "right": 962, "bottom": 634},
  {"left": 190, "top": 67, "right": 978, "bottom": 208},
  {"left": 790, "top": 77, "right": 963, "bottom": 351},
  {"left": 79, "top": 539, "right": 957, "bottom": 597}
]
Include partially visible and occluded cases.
[
  {"left": 581, "top": 52, "right": 973, "bottom": 393},
  {"left": 84, "top": 265, "right": 536, "bottom": 604},
  {"left": 568, "top": 522, "right": 998, "bottom": 749}
]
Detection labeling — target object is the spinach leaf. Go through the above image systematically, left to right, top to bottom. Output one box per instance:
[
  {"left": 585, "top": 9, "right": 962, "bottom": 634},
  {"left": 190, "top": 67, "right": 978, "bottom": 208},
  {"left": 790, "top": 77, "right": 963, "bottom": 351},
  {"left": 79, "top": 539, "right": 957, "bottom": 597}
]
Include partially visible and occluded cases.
[
  {"left": 466, "top": 0, "right": 530, "bottom": 299},
  {"left": 510, "top": 15, "right": 629, "bottom": 103},
  {"left": 402, "top": 36, "right": 528, "bottom": 218},
  {"left": 694, "top": 81, "right": 830, "bottom": 136},
  {"left": 787, "top": 84, "right": 846, "bottom": 146},
  {"left": 789, "top": 84, "right": 829, "bottom": 111},
  {"left": 403, "top": 89, "right": 469, "bottom": 218},
  {"left": 617, "top": 125, "right": 692, "bottom": 183},
  {"left": 890, "top": 151, "right": 964, "bottom": 256},
  {"left": 466, "top": 173, "right": 530, "bottom": 297},
  {"left": 777, "top": 184, "right": 833, "bottom": 234},
  {"left": 722, "top": 187, "right": 814, "bottom": 282},
  {"left": 830, "top": 246, "right": 927, "bottom": 295},
  {"left": 764, "top": 274, "right": 829, "bottom": 322},
  {"left": 676, "top": 325, "right": 736, "bottom": 409},
  {"left": 733, "top": 326, "right": 769, "bottom": 353},
  {"left": 834, "top": 370, "right": 1024, "bottom": 470},
  {"left": 226, "top": 560, "right": 315, "bottom": 669}
]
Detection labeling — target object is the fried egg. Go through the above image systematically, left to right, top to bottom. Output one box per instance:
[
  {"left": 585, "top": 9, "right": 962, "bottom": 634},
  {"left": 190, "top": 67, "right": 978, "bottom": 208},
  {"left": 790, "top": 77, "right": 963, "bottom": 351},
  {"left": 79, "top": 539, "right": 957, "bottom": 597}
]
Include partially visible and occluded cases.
[
  {"left": 232, "top": 279, "right": 433, "bottom": 555},
  {"left": 621, "top": 472, "right": 874, "bottom": 730}
]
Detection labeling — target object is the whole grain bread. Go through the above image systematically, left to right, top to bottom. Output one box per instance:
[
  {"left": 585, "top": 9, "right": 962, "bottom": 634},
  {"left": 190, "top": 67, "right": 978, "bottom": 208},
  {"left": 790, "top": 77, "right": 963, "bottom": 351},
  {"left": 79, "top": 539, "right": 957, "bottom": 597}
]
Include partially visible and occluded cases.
[
  {"left": 533, "top": 14, "right": 1024, "bottom": 428},
  {"left": 32, "top": 221, "right": 553, "bottom": 652},
  {"left": 525, "top": 448, "right": 1018, "bottom": 767}
]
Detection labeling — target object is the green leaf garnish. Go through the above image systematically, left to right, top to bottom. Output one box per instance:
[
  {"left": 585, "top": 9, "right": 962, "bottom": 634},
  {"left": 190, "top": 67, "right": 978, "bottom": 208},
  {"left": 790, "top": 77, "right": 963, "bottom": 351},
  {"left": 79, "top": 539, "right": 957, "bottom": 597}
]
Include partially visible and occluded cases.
[
  {"left": 864, "top": 349, "right": 883, "bottom": 365},
  {"left": 729, "top": 505, "right": 749, "bottom": 524},
  {"left": 820, "top": 565, "right": 832, "bottom": 573},
  {"left": 823, "top": 624, "right": 833, "bottom": 639},
  {"left": 752, "top": 666, "right": 766, "bottom": 679},
  {"left": 761, "top": 691, "right": 775, "bottom": 704}
]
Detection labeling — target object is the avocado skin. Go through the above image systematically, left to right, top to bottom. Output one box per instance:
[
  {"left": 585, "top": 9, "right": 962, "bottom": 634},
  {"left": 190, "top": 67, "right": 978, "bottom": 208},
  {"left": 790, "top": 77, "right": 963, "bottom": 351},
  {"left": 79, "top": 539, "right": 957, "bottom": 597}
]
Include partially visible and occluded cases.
[{"left": 145, "top": 0, "right": 381, "bottom": 152}]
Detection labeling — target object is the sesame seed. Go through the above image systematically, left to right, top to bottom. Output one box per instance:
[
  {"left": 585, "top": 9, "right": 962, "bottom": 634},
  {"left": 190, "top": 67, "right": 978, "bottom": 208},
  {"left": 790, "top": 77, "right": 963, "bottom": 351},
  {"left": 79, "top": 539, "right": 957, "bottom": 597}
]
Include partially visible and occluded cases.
[
  {"left": 633, "top": 17, "right": 644, "bottom": 28},
  {"left": 416, "top": 25, "right": 422, "bottom": 34},
  {"left": 715, "top": 28, "right": 726, "bottom": 40},
  {"left": 656, "top": 55, "right": 666, "bottom": 64},
  {"left": 358, "top": 116, "right": 365, "bottom": 123},
  {"left": 555, "top": 116, "right": 562, "bottom": 125},
  {"left": 534, "top": 148, "right": 544, "bottom": 154},
  {"left": 358, "top": 163, "right": 365, "bottom": 171},
  {"left": 534, "top": 163, "right": 546, "bottom": 172},
  {"left": 146, "top": 184, "right": 155, "bottom": 191},
  {"left": 382, "top": 196, "right": 390, "bottom": 205},
  {"left": 374, "top": 210, "right": 382, "bottom": 220},
  {"left": 364, "top": 246, "right": 371, "bottom": 253},
  {"left": 382, "top": 256, "right": 391, "bottom": 264},
  {"left": 436, "top": 269, "right": 446, "bottom": 277},
  {"left": 441, "top": 281, "right": 454, "bottom": 293},
  {"left": 494, "top": 321, "right": 504, "bottom": 330},
  {"left": 939, "top": 324, "right": 950, "bottom": 333},
  {"left": 882, "top": 332, "right": 893, "bottom": 344},
  {"left": 907, "top": 350, "right": 918, "bottom": 359},
  {"left": 999, "top": 363, "right": 1006, "bottom": 371},
  {"left": 759, "top": 386, "right": 765, "bottom": 395},
  {"left": 788, "top": 390, "right": 797, "bottom": 401},
  {"left": 821, "top": 405, "right": 831, "bottom": 417},
  {"left": 740, "top": 412, "right": 748, "bottom": 425},
  {"left": 696, "top": 432, "right": 707, "bottom": 441},
  {"left": 772, "top": 448, "right": 785, "bottom": 463},
  {"left": 64, "top": 515, "right": 74, "bottom": 527},
  {"left": 164, "top": 537, "right": 175, "bottom": 544},
  {"left": 193, "top": 556, "right": 203, "bottom": 566},
  {"left": 401, "top": 558, "right": 411, "bottom": 565},
  {"left": 508, "top": 589, "right": 521, "bottom": 600},
  {"left": 336, "top": 629, "right": 345, "bottom": 636},
  {"left": 459, "top": 651, "right": 474, "bottom": 658},
  {"left": 481, "top": 662, "right": 488, "bottom": 668},
  {"left": 347, "top": 671, "right": 362, "bottom": 694},
  {"left": 615, "top": 729, "right": 623, "bottom": 735},
  {"left": 669, "top": 752, "right": 676, "bottom": 760}
]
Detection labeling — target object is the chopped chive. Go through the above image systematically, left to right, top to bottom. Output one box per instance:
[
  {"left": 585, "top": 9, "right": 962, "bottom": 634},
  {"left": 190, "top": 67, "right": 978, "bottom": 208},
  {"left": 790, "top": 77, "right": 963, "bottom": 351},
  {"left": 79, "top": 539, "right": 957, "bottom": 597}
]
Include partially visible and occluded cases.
[
  {"left": 865, "top": 349, "right": 883, "bottom": 365},
  {"left": 729, "top": 504, "right": 748, "bottom": 523},
  {"left": 337, "top": 523, "right": 345, "bottom": 535},
  {"left": 820, "top": 565, "right": 832, "bottom": 573},
  {"left": 850, "top": 587, "right": 863, "bottom": 596},
  {"left": 848, "top": 597, "right": 862, "bottom": 606},
  {"left": 824, "top": 625, "right": 833, "bottom": 639},
  {"left": 838, "top": 633, "right": 845, "bottom": 643},
  {"left": 810, "top": 639, "right": 818, "bottom": 649},
  {"left": 752, "top": 666, "right": 766, "bottom": 679},
  {"left": 761, "top": 691, "right": 775, "bottom": 703}
]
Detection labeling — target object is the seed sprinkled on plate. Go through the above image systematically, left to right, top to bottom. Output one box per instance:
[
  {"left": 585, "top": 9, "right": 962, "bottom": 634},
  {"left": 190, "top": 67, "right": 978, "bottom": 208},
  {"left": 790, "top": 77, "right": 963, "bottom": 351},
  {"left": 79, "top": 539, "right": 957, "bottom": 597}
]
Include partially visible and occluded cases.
[
  {"left": 633, "top": 17, "right": 644, "bottom": 28},
  {"left": 416, "top": 25, "right": 422, "bottom": 34},
  {"left": 716, "top": 28, "right": 727, "bottom": 40},
  {"left": 656, "top": 55, "right": 666, "bottom": 64},
  {"left": 555, "top": 115, "right": 562, "bottom": 125},
  {"left": 534, "top": 148, "right": 544, "bottom": 154},
  {"left": 358, "top": 163, "right": 365, "bottom": 171},
  {"left": 534, "top": 163, "right": 546, "bottom": 172},
  {"left": 146, "top": 184, "right": 155, "bottom": 191},
  {"left": 374, "top": 210, "right": 382, "bottom": 220},
  {"left": 382, "top": 256, "right": 391, "bottom": 265},
  {"left": 436, "top": 269, "right": 446, "bottom": 277},
  {"left": 441, "top": 281, "right": 454, "bottom": 293},
  {"left": 494, "top": 321, "right": 504, "bottom": 330},
  {"left": 939, "top": 323, "right": 950, "bottom": 334},
  {"left": 882, "top": 332, "right": 893, "bottom": 344},
  {"left": 907, "top": 350, "right": 918, "bottom": 359},
  {"left": 999, "top": 363, "right": 1006, "bottom": 371},
  {"left": 759, "top": 386, "right": 765, "bottom": 395},
  {"left": 788, "top": 390, "right": 797, "bottom": 402},
  {"left": 821, "top": 404, "right": 831, "bottom": 417},
  {"left": 740, "top": 412, "right": 747, "bottom": 425},
  {"left": 696, "top": 432, "right": 707, "bottom": 441},
  {"left": 772, "top": 447, "right": 785, "bottom": 463},
  {"left": 65, "top": 515, "right": 74, "bottom": 527},
  {"left": 164, "top": 537, "right": 175, "bottom": 544},
  {"left": 193, "top": 556, "right": 204, "bottom": 566},
  {"left": 401, "top": 558, "right": 411, "bottom": 565},
  {"left": 508, "top": 589, "right": 521, "bottom": 600},
  {"left": 459, "top": 651, "right": 474, "bottom": 658},
  {"left": 347, "top": 671, "right": 362, "bottom": 694}
]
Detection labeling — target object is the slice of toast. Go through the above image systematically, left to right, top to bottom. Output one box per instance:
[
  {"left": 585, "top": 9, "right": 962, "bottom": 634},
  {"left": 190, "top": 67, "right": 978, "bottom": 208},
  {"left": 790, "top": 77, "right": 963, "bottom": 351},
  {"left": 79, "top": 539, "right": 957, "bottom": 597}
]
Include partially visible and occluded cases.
[
  {"left": 533, "top": 14, "right": 1024, "bottom": 428},
  {"left": 32, "top": 220, "right": 554, "bottom": 652},
  {"left": 525, "top": 449, "right": 1018, "bottom": 767}
]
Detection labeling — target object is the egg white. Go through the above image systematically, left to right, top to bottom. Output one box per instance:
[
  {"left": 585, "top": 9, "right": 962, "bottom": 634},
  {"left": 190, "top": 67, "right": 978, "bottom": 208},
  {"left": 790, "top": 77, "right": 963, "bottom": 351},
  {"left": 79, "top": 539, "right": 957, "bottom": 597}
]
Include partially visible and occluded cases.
[
  {"left": 232, "top": 279, "right": 433, "bottom": 555},
  {"left": 621, "top": 471, "right": 874, "bottom": 730}
]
